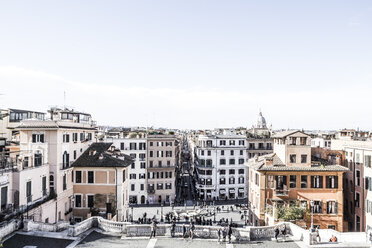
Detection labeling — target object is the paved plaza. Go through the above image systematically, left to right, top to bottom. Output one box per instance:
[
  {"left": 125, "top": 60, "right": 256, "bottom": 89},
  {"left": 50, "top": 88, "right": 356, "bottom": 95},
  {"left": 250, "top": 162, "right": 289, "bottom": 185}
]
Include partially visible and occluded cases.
[{"left": 131, "top": 204, "right": 247, "bottom": 224}]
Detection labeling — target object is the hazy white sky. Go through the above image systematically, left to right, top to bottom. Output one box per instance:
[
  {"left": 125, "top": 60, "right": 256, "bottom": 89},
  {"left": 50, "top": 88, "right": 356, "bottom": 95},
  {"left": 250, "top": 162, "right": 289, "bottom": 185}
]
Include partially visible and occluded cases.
[{"left": 0, "top": 1, "right": 371, "bottom": 129}]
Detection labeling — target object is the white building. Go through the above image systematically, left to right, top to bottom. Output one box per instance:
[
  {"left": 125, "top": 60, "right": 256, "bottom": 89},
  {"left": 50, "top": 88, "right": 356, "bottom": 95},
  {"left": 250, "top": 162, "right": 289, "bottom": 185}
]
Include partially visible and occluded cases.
[
  {"left": 16, "top": 107, "right": 96, "bottom": 223},
  {"left": 194, "top": 129, "right": 248, "bottom": 201},
  {"left": 106, "top": 133, "right": 148, "bottom": 205}
]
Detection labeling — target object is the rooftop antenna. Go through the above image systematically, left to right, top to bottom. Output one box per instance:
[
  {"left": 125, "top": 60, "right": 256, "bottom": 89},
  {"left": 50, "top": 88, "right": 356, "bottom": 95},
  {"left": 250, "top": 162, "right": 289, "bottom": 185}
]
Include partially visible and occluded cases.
[{"left": 63, "top": 91, "right": 66, "bottom": 109}]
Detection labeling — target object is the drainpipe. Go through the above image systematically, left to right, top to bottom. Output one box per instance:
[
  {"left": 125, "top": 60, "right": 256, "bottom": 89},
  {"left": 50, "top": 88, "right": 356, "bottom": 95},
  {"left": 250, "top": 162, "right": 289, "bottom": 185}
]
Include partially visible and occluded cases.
[{"left": 115, "top": 167, "right": 118, "bottom": 221}]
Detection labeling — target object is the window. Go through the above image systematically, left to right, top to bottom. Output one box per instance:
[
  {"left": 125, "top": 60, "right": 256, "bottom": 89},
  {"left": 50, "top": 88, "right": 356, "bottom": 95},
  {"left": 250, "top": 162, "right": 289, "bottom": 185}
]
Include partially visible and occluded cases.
[
  {"left": 73, "top": 133, "right": 78, "bottom": 142},
  {"left": 80, "top": 133, "right": 85, "bottom": 141},
  {"left": 32, "top": 134, "right": 44, "bottom": 143},
  {"left": 63, "top": 134, "right": 70, "bottom": 143},
  {"left": 290, "top": 137, "right": 297, "bottom": 145},
  {"left": 300, "top": 137, "right": 307, "bottom": 145},
  {"left": 220, "top": 140, "right": 226, "bottom": 146},
  {"left": 239, "top": 140, "right": 245, "bottom": 146},
  {"left": 139, "top": 142, "right": 146, "bottom": 150},
  {"left": 149, "top": 142, "right": 153, "bottom": 146},
  {"left": 130, "top": 143, "right": 137, "bottom": 150},
  {"left": 73, "top": 150, "right": 77, "bottom": 160},
  {"left": 201, "top": 150, "right": 204, "bottom": 156},
  {"left": 207, "top": 150, "right": 211, "bottom": 156},
  {"left": 220, "top": 150, "right": 225, "bottom": 156},
  {"left": 230, "top": 150, "right": 234, "bottom": 156},
  {"left": 62, "top": 151, "right": 69, "bottom": 168},
  {"left": 166, "top": 151, "right": 172, "bottom": 157},
  {"left": 34, "top": 152, "right": 42, "bottom": 166},
  {"left": 290, "top": 154, "right": 296, "bottom": 163},
  {"left": 301, "top": 155, "right": 307, "bottom": 163},
  {"left": 365, "top": 155, "right": 371, "bottom": 168},
  {"left": 206, "top": 159, "right": 212, "bottom": 167},
  {"left": 220, "top": 159, "right": 226, "bottom": 165},
  {"left": 229, "top": 159, "right": 235, "bottom": 165},
  {"left": 238, "top": 159, "right": 244, "bottom": 164},
  {"left": 149, "top": 161, "right": 153, "bottom": 167},
  {"left": 140, "top": 162, "right": 146, "bottom": 169},
  {"left": 131, "top": 163, "right": 135, "bottom": 169},
  {"left": 220, "top": 169, "right": 226, "bottom": 175},
  {"left": 229, "top": 169, "right": 235, "bottom": 174},
  {"left": 238, "top": 169, "right": 244, "bottom": 174},
  {"left": 123, "top": 170, "right": 126, "bottom": 182},
  {"left": 356, "top": 170, "right": 361, "bottom": 186},
  {"left": 76, "top": 171, "right": 82, "bottom": 183},
  {"left": 88, "top": 171, "right": 94, "bottom": 183},
  {"left": 139, "top": 173, "right": 146, "bottom": 179},
  {"left": 63, "top": 174, "right": 67, "bottom": 190},
  {"left": 130, "top": 174, "right": 137, "bottom": 179},
  {"left": 275, "top": 175, "right": 287, "bottom": 190},
  {"left": 289, "top": 175, "right": 296, "bottom": 188},
  {"left": 301, "top": 175, "right": 308, "bottom": 188},
  {"left": 42, "top": 176, "right": 47, "bottom": 196},
  {"left": 238, "top": 176, "right": 244, "bottom": 184},
  {"left": 311, "top": 176, "right": 323, "bottom": 188},
  {"left": 326, "top": 176, "right": 338, "bottom": 189},
  {"left": 220, "top": 177, "right": 226, "bottom": 184},
  {"left": 229, "top": 177, "right": 235, "bottom": 184},
  {"left": 26, "top": 181, "right": 32, "bottom": 203},
  {"left": 157, "top": 183, "right": 163, "bottom": 190},
  {"left": 165, "top": 183, "right": 172, "bottom": 189},
  {"left": 131, "top": 184, "right": 135, "bottom": 191},
  {"left": 141, "top": 184, "right": 144, "bottom": 191},
  {"left": 355, "top": 192, "right": 360, "bottom": 208},
  {"left": 75, "top": 195, "right": 82, "bottom": 208},
  {"left": 87, "top": 195, "right": 94, "bottom": 208},
  {"left": 312, "top": 201, "right": 322, "bottom": 213},
  {"left": 326, "top": 201, "right": 337, "bottom": 214},
  {"left": 356, "top": 216, "right": 360, "bottom": 231}
]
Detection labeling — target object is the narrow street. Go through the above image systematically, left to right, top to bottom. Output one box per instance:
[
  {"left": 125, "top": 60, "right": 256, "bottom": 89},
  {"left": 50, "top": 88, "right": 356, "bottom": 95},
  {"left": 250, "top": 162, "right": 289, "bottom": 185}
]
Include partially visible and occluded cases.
[{"left": 176, "top": 136, "right": 197, "bottom": 205}]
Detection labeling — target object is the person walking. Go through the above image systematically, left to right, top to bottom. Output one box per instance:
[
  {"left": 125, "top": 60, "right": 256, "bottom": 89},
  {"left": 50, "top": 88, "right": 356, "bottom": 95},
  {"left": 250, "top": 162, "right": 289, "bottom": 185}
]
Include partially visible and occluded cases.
[
  {"left": 150, "top": 220, "right": 157, "bottom": 239},
  {"left": 171, "top": 220, "right": 176, "bottom": 237},
  {"left": 189, "top": 221, "right": 195, "bottom": 240},
  {"left": 182, "top": 224, "right": 187, "bottom": 239},
  {"left": 227, "top": 224, "right": 232, "bottom": 244},
  {"left": 274, "top": 226, "right": 279, "bottom": 242},
  {"left": 222, "top": 227, "right": 227, "bottom": 242},
  {"left": 315, "top": 227, "right": 321, "bottom": 243},
  {"left": 217, "top": 228, "right": 222, "bottom": 243}
]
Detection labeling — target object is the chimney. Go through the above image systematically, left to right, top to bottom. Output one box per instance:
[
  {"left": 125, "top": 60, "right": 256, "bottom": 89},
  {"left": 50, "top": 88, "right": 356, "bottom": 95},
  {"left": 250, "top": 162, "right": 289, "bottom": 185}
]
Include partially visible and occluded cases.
[{"left": 265, "top": 157, "right": 273, "bottom": 166}]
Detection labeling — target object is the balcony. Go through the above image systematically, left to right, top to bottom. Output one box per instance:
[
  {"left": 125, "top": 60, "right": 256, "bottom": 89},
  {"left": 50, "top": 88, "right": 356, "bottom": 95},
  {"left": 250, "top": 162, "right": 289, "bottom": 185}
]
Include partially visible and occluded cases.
[{"left": 274, "top": 189, "right": 289, "bottom": 196}]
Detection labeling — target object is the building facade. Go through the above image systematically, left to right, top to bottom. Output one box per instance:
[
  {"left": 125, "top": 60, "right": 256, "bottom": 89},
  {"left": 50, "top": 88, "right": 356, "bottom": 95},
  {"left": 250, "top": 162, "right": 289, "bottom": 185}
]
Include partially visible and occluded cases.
[
  {"left": 15, "top": 107, "right": 96, "bottom": 223},
  {"left": 194, "top": 130, "right": 248, "bottom": 201},
  {"left": 247, "top": 130, "right": 347, "bottom": 232},
  {"left": 107, "top": 134, "right": 148, "bottom": 205},
  {"left": 146, "top": 134, "right": 178, "bottom": 204},
  {"left": 72, "top": 143, "right": 132, "bottom": 222}
]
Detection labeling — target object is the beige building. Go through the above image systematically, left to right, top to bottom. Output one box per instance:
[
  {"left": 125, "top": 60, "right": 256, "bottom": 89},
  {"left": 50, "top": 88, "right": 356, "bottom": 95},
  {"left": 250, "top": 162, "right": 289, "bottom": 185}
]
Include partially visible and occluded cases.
[
  {"left": 247, "top": 130, "right": 347, "bottom": 232},
  {"left": 146, "top": 134, "right": 179, "bottom": 204},
  {"left": 72, "top": 143, "right": 132, "bottom": 222}
]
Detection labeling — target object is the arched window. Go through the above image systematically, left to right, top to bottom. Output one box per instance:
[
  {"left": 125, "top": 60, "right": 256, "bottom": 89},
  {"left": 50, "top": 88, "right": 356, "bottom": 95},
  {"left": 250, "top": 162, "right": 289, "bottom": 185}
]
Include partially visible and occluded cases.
[{"left": 229, "top": 177, "right": 235, "bottom": 184}]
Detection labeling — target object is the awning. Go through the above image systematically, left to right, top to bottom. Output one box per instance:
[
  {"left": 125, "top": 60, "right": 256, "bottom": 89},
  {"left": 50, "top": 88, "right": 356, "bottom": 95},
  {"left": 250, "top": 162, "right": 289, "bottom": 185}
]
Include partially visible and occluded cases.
[
  {"left": 238, "top": 188, "right": 245, "bottom": 193},
  {"left": 219, "top": 189, "right": 226, "bottom": 194},
  {"left": 229, "top": 189, "right": 235, "bottom": 193},
  {"left": 207, "top": 192, "right": 212, "bottom": 195}
]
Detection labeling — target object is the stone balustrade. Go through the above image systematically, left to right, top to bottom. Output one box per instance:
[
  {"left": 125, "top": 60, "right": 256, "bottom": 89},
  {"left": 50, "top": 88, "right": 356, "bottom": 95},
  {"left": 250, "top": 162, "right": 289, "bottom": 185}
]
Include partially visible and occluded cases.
[
  {"left": 0, "top": 219, "right": 20, "bottom": 239},
  {"left": 24, "top": 219, "right": 69, "bottom": 232}
]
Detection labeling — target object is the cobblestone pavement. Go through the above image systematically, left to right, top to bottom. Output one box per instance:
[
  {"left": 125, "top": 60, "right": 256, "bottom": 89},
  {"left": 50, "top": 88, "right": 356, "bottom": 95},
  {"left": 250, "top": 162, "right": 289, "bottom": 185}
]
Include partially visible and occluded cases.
[{"left": 3, "top": 233, "right": 74, "bottom": 248}]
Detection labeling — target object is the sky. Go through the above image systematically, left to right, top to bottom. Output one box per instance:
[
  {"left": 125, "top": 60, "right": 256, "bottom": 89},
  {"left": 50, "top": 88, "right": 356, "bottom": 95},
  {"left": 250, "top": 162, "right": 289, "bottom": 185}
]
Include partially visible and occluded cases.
[{"left": 0, "top": 1, "right": 371, "bottom": 130}]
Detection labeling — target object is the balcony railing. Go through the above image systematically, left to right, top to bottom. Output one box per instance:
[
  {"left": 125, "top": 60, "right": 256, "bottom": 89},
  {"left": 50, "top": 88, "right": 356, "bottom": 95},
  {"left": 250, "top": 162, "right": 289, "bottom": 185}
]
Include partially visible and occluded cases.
[{"left": 274, "top": 189, "right": 289, "bottom": 196}]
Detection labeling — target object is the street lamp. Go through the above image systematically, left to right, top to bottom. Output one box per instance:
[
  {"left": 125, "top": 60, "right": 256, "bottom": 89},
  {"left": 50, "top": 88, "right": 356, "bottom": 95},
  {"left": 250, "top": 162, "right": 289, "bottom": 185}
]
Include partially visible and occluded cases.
[
  {"left": 310, "top": 200, "right": 314, "bottom": 231},
  {"left": 161, "top": 203, "right": 164, "bottom": 222}
]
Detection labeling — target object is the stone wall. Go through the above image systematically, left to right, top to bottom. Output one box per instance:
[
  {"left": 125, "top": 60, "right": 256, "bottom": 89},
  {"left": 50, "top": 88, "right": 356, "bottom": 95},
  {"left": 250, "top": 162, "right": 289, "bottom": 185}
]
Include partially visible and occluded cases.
[{"left": 0, "top": 219, "right": 20, "bottom": 239}]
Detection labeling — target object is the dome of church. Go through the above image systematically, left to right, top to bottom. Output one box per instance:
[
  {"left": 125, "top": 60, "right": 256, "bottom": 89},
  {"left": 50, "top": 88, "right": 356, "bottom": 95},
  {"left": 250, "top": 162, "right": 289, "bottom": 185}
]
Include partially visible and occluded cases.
[{"left": 256, "top": 111, "right": 267, "bottom": 128}]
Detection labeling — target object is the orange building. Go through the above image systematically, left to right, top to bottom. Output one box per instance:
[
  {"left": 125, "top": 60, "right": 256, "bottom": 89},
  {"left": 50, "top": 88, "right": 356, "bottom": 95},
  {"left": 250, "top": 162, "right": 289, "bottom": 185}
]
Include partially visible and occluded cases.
[
  {"left": 247, "top": 130, "right": 348, "bottom": 232},
  {"left": 72, "top": 143, "right": 132, "bottom": 222}
]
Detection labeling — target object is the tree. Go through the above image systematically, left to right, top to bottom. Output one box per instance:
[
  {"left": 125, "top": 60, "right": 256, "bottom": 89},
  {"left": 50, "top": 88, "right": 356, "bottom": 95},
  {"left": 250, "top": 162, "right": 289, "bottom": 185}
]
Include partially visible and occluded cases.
[{"left": 276, "top": 205, "right": 305, "bottom": 221}]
